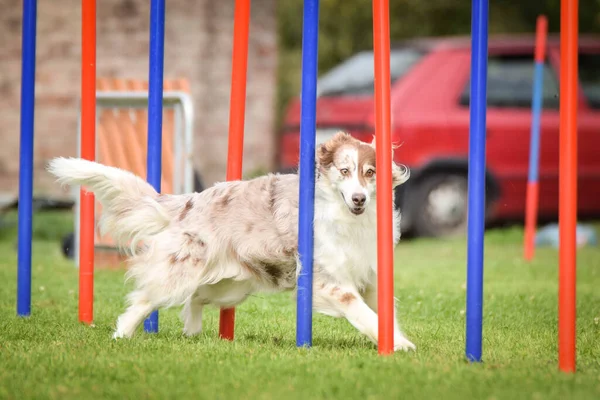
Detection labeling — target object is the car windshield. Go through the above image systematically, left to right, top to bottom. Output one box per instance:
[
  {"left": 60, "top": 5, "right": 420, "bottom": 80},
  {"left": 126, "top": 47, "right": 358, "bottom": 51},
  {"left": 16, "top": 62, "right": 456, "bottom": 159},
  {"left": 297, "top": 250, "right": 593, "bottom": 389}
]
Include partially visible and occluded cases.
[
  {"left": 316, "top": 48, "right": 424, "bottom": 97},
  {"left": 580, "top": 53, "right": 600, "bottom": 109}
]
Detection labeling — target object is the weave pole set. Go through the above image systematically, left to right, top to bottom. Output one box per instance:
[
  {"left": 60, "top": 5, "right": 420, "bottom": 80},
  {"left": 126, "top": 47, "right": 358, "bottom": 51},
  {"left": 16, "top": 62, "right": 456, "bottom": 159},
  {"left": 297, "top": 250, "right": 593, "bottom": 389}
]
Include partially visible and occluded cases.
[
  {"left": 15, "top": 0, "right": 578, "bottom": 368},
  {"left": 294, "top": 0, "right": 396, "bottom": 354},
  {"left": 467, "top": 0, "right": 579, "bottom": 372},
  {"left": 521, "top": 2, "right": 579, "bottom": 372}
]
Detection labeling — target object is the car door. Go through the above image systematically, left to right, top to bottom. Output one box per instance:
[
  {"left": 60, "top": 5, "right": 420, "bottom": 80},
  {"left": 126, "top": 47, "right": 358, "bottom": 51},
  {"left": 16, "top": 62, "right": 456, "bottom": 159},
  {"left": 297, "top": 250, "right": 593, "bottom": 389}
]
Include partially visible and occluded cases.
[
  {"left": 548, "top": 44, "right": 600, "bottom": 216},
  {"left": 577, "top": 50, "right": 600, "bottom": 215},
  {"left": 455, "top": 51, "right": 562, "bottom": 219}
]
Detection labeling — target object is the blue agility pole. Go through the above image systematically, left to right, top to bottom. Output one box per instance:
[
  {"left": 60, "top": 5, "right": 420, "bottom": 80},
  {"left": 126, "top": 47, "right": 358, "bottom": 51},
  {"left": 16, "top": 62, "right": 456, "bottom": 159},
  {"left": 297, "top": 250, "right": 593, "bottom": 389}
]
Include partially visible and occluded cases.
[
  {"left": 17, "top": 0, "right": 37, "bottom": 317},
  {"left": 143, "top": 0, "right": 166, "bottom": 334},
  {"left": 296, "top": 0, "right": 320, "bottom": 347},
  {"left": 465, "top": 0, "right": 489, "bottom": 362}
]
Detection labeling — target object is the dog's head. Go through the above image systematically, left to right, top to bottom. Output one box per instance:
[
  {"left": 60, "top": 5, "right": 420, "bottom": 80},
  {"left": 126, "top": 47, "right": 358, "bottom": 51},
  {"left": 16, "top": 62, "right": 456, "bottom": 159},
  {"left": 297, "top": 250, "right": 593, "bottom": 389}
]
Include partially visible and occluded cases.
[{"left": 316, "top": 131, "right": 409, "bottom": 216}]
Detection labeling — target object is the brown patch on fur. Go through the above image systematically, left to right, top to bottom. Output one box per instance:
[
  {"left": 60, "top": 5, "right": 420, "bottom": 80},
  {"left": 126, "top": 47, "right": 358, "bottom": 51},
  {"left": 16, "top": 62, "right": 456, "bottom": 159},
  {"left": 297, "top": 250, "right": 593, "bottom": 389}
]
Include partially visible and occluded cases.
[
  {"left": 317, "top": 131, "right": 357, "bottom": 170},
  {"left": 357, "top": 144, "right": 376, "bottom": 187},
  {"left": 267, "top": 177, "right": 277, "bottom": 213},
  {"left": 217, "top": 186, "right": 235, "bottom": 209},
  {"left": 219, "top": 196, "right": 231, "bottom": 209},
  {"left": 179, "top": 198, "right": 194, "bottom": 221},
  {"left": 245, "top": 223, "right": 254, "bottom": 234},
  {"left": 182, "top": 232, "right": 205, "bottom": 250},
  {"left": 183, "top": 232, "right": 195, "bottom": 244},
  {"left": 282, "top": 246, "right": 295, "bottom": 257},
  {"left": 169, "top": 253, "right": 190, "bottom": 264},
  {"left": 240, "top": 258, "right": 286, "bottom": 286},
  {"left": 241, "top": 261, "right": 272, "bottom": 284},
  {"left": 263, "top": 262, "right": 283, "bottom": 283},
  {"left": 330, "top": 286, "right": 340, "bottom": 295},
  {"left": 340, "top": 292, "right": 356, "bottom": 304}
]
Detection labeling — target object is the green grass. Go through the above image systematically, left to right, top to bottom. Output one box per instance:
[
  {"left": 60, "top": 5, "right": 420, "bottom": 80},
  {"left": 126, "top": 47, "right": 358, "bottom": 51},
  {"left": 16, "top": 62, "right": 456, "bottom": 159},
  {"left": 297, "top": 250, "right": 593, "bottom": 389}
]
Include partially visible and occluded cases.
[{"left": 1, "top": 211, "right": 599, "bottom": 400}]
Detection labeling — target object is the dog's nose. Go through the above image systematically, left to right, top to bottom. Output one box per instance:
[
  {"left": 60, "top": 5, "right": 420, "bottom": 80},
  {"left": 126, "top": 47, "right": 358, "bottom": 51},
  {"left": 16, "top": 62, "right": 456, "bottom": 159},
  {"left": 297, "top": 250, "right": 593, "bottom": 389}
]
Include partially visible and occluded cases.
[{"left": 352, "top": 193, "right": 366, "bottom": 206}]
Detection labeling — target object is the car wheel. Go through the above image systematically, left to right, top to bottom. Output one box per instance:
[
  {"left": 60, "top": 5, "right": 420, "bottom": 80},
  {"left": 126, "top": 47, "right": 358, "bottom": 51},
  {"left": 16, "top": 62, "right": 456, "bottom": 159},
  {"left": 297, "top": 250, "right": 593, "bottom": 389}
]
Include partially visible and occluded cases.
[
  {"left": 412, "top": 174, "right": 469, "bottom": 238},
  {"left": 62, "top": 232, "right": 75, "bottom": 259}
]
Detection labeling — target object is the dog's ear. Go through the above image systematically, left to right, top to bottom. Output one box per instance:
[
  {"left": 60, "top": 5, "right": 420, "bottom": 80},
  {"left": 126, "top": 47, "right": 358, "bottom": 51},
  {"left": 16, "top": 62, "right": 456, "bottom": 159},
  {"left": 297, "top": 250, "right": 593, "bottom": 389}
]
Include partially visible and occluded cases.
[
  {"left": 329, "top": 130, "right": 353, "bottom": 146},
  {"left": 316, "top": 131, "right": 352, "bottom": 171},
  {"left": 369, "top": 136, "right": 406, "bottom": 186},
  {"left": 370, "top": 136, "right": 401, "bottom": 152},
  {"left": 390, "top": 141, "right": 407, "bottom": 187},
  {"left": 316, "top": 143, "right": 333, "bottom": 172},
  {"left": 392, "top": 163, "right": 410, "bottom": 188}
]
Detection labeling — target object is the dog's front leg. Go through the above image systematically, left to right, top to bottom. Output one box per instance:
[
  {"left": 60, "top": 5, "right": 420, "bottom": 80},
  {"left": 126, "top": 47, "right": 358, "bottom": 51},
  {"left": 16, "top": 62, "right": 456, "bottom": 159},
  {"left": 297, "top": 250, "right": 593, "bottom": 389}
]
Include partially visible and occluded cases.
[
  {"left": 363, "top": 282, "right": 416, "bottom": 352},
  {"left": 314, "top": 283, "right": 380, "bottom": 345},
  {"left": 113, "top": 290, "right": 155, "bottom": 339},
  {"left": 182, "top": 295, "right": 205, "bottom": 336}
]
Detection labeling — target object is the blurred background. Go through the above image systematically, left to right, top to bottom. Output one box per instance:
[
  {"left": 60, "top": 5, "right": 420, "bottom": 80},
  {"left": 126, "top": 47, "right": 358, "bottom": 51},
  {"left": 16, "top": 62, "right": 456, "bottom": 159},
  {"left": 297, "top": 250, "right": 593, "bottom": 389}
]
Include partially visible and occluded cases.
[
  {"left": 0, "top": 0, "right": 599, "bottom": 240},
  {"left": 277, "top": 0, "right": 600, "bottom": 122}
]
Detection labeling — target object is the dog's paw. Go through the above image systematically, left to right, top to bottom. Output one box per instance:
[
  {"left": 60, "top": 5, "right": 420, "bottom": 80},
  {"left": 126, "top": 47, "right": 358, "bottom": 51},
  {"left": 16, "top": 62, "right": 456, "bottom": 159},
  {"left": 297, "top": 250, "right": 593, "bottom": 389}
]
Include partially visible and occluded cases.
[
  {"left": 182, "top": 320, "right": 203, "bottom": 337},
  {"left": 182, "top": 327, "right": 202, "bottom": 337},
  {"left": 112, "top": 331, "right": 124, "bottom": 340},
  {"left": 394, "top": 335, "right": 416, "bottom": 352}
]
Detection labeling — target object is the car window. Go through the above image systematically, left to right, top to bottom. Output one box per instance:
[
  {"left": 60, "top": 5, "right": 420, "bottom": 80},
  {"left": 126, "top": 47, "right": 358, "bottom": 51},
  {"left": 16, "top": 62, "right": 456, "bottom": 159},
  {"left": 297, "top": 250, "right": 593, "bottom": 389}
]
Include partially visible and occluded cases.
[
  {"left": 317, "top": 48, "right": 425, "bottom": 97},
  {"left": 580, "top": 53, "right": 600, "bottom": 109},
  {"left": 459, "top": 54, "right": 560, "bottom": 109}
]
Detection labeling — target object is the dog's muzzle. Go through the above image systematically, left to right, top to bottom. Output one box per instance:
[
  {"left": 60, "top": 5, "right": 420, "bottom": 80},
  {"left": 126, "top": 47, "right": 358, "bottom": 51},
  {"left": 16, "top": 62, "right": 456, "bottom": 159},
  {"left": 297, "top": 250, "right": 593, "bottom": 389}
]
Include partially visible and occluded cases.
[
  {"left": 341, "top": 192, "right": 367, "bottom": 216},
  {"left": 350, "top": 206, "right": 365, "bottom": 215}
]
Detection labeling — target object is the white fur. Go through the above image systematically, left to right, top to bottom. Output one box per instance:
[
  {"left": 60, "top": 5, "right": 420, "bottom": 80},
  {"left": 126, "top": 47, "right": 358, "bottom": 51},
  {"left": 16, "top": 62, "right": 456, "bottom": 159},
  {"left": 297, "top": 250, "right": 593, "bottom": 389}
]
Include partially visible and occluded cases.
[
  {"left": 47, "top": 133, "right": 415, "bottom": 352},
  {"left": 311, "top": 135, "right": 412, "bottom": 350}
]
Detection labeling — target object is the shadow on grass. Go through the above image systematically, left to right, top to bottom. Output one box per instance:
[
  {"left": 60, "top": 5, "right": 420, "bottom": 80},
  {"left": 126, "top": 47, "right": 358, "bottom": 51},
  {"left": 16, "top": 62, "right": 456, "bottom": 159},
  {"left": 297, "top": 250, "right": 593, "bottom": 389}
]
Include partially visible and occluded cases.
[{"left": 238, "top": 331, "right": 375, "bottom": 352}]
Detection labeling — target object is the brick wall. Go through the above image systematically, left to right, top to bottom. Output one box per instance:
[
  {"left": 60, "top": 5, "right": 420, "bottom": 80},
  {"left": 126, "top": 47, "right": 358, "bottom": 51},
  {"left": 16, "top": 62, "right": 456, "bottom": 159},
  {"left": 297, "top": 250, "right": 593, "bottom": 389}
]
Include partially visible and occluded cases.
[{"left": 0, "top": 0, "right": 278, "bottom": 199}]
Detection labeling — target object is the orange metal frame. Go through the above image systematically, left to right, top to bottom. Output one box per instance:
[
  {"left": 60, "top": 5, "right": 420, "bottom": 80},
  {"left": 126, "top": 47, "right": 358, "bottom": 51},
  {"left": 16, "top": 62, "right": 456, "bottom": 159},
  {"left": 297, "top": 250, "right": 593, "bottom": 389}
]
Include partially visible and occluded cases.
[{"left": 91, "top": 78, "right": 190, "bottom": 267}]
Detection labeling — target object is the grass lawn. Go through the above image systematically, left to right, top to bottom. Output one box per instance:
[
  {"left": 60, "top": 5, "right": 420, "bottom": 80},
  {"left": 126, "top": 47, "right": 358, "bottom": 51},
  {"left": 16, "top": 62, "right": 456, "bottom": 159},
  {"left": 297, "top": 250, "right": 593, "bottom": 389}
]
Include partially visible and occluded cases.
[{"left": 0, "top": 211, "right": 599, "bottom": 400}]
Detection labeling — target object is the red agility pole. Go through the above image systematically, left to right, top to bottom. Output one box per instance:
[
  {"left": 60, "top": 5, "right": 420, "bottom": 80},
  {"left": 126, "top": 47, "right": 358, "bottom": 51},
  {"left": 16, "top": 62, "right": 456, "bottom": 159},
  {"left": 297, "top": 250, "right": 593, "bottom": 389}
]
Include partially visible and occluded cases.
[
  {"left": 79, "top": 0, "right": 96, "bottom": 324},
  {"left": 219, "top": 0, "right": 251, "bottom": 341},
  {"left": 372, "top": 0, "right": 394, "bottom": 355},
  {"left": 558, "top": 0, "right": 578, "bottom": 373},
  {"left": 523, "top": 15, "right": 548, "bottom": 261}
]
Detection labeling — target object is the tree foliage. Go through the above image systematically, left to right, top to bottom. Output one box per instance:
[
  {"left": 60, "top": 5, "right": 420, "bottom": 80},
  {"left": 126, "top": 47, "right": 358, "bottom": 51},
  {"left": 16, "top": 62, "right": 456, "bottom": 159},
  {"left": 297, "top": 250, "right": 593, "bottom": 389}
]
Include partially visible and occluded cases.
[{"left": 276, "top": 0, "right": 600, "bottom": 127}]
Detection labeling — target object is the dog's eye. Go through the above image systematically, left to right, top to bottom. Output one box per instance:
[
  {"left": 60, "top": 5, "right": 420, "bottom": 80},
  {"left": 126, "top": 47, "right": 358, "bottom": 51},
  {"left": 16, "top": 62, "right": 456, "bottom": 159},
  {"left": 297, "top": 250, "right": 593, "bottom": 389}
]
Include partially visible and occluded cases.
[
  {"left": 340, "top": 168, "right": 349, "bottom": 176},
  {"left": 365, "top": 169, "right": 375, "bottom": 178}
]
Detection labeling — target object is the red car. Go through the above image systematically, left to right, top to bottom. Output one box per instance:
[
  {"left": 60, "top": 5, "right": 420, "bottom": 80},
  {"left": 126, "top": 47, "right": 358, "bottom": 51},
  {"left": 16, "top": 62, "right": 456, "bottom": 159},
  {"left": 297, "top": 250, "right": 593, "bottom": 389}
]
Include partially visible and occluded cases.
[{"left": 279, "top": 34, "right": 600, "bottom": 237}]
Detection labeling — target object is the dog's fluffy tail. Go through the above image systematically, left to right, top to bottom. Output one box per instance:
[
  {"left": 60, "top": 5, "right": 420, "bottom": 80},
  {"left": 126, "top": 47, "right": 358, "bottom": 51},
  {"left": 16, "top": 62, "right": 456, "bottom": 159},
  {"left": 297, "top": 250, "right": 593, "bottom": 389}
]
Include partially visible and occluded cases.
[{"left": 47, "top": 157, "right": 171, "bottom": 254}]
